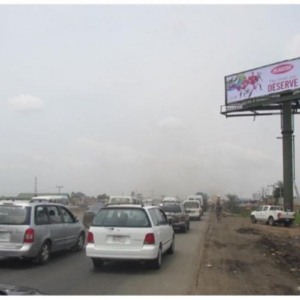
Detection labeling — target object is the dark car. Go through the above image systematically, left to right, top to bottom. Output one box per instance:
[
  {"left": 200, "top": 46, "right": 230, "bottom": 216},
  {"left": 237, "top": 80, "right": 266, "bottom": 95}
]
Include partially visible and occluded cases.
[
  {"left": 82, "top": 202, "right": 104, "bottom": 228},
  {"left": 160, "top": 204, "right": 190, "bottom": 233},
  {"left": 0, "top": 284, "right": 43, "bottom": 295}
]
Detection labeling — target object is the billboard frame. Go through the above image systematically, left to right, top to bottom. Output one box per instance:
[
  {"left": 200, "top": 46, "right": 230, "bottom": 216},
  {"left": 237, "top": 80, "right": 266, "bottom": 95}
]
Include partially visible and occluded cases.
[{"left": 225, "top": 56, "right": 300, "bottom": 107}]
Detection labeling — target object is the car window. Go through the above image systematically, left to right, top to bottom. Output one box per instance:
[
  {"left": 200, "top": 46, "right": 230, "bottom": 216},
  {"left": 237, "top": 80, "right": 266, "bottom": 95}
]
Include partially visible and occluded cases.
[
  {"left": 184, "top": 202, "right": 200, "bottom": 208},
  {"left": 0, "top": 205, "right": 31, "bottom": 225},
  {"left": 160, "top": 205, "right": 181, "bottom": 213},
  {"left": 35, "top": 206, "right": 49, "bottom": 225},
  {"left": 47, "top": 206, "right": 63, "bottom": 224},
  {"left": 263, "top": 206, "right": 268, "bottom": 211},
  {"left": 59, "top": 207, "right": 75, "bottom": 224},
  {"left": 93, "top": 208, "right": 150, "bottom": 227},
  {"left": 154, "top": 208, "right": 168, "bottom": 225},
  {"left": 149, "top": 209, "right": 159, "bottom": 226}
]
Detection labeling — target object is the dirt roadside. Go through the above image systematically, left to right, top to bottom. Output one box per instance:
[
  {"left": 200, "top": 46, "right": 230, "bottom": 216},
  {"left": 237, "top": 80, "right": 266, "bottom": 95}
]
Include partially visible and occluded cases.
[{"left": 193, "top": 212, "right": 300, "bottom": 295}]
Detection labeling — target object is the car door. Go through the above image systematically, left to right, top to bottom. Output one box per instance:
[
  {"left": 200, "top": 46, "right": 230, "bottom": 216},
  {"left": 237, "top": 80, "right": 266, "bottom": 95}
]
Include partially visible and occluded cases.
[
  {"left": 46, "top": 205, "right": 66, "bottom": 251},
  {"left": 34, "top": 206, "right": 51, "bottom": 248},
  {"left": 58, "top": 206, "right": 80, "bottom": 249},
  {"left": 254, "top": 206, "right": 263, "bottom": 221},
  {"left": 261, "top": 206, "right": 269, "bottom": 222},
  {"left": 154, "top": 208, "right": 172, "bottom": 253}
]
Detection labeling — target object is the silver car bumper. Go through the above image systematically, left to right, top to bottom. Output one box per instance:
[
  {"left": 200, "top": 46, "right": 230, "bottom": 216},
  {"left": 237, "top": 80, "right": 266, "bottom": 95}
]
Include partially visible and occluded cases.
[{"left": 0, "top": 243, "right": 39, "bottom": 258}]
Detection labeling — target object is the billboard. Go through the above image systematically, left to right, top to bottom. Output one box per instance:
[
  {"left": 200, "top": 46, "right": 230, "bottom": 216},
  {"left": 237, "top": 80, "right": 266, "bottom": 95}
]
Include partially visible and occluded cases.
[{"left": 225, "top": 57, "right": 300, "bottom": 106}]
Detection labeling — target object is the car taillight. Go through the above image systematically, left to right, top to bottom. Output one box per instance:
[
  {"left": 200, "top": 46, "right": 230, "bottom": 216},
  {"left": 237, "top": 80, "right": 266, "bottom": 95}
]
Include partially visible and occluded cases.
[
  {"left": 24, "top": 228, "right": 35, "bottom": 243},
  {"left": 87, "top": 232, "right": 94, "bottom": 243},
  {"left": 144, "top": 233, "right": 155, "bottom": 245}
]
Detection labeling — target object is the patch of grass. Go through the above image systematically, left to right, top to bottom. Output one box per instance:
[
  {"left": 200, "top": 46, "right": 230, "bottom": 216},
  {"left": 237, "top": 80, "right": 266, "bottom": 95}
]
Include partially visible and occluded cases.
[
  {"left": 237, "top": 209, "right": 252, "bottom": 219},
  {"left": 295, "top": 212, "right": 300, "bottom": 225}
]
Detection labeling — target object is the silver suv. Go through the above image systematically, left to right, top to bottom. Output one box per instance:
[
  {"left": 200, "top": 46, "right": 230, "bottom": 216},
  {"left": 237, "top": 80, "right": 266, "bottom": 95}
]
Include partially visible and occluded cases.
[{"left": 0, "top": 200, "right": 86, "bottom": 265}]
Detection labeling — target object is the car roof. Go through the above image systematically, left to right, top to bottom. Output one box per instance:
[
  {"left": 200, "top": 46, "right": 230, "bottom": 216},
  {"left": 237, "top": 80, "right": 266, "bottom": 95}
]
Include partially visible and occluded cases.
[
  {"left": 0, "top": 200, "right": 68, "bottom": 207},
  {"left": 102, "top": 204, "right": 157, "bottom": 210}
]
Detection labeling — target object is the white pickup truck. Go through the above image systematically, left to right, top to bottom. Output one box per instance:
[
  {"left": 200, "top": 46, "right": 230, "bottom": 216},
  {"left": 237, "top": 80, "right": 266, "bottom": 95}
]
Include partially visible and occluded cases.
[{"left": 251, "top": 205, "right": 295, "bottom": 227}]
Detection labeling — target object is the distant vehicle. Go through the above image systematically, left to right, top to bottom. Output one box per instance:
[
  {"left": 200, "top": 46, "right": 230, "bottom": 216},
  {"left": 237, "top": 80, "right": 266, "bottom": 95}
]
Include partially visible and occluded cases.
[
  {"left": 196, "top": 192, "right": 209, "bottom": 212},
  {"left": 31, "top": 195, "right": 70, "bottom": 206},
  {"left": 187, "top": 195, "right": 203, "bottom": 214},
  {"left": 108, "top": 196, "right": 142, "bottom": 205},
  {"left": 162, "top": 196, "right": 181, "bottom": 205},
  {"left": 183, "top": 200, "right": 202, "bottom": 221},
  {"left": 0, "top": 201, "right": 86, "bottom": 265},
  {"left": 83, "top": 202, "right": 105, "bottom": 228},
  {"left": 160, "top": 203, "right": 190, "bottom": 233},
  {"left": 86, "top": 205, "right": 174, "bottom": 270},
  {"left": 251, "top": 205, "right": 295, "bottom": 227},
  {"left": 0, "top": 284, "right": 43, "bottom": 295}
]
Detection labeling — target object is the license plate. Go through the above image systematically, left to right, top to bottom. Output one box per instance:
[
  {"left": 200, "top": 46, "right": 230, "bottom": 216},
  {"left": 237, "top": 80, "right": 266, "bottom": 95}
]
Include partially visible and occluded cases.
[
  {"left": 0, "top": 232, "right": 10, "bottom": 242},
  {"left": 113, "top": 236, "right": 125, "bottom": 243}
]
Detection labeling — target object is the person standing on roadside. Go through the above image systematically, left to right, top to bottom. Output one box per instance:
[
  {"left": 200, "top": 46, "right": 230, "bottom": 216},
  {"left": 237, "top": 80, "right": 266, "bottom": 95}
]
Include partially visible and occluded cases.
[{"left": 216, "top": 196, "right": 222, "bottom": 222}]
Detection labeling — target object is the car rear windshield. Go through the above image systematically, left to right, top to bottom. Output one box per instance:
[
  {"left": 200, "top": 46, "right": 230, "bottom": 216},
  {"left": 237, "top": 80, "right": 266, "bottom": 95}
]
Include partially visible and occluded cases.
[
  {"left": 184, "top": 202, "right": 200, "bottom": 208},
  {"left": 0, "top": 205, "right": 31, "bottom": 225},
  {"left": 160, "top": 205, "right": 181, "bottom": 213},
  {"left": 92, "top": 208, "right": 151, "bottom": 227}
]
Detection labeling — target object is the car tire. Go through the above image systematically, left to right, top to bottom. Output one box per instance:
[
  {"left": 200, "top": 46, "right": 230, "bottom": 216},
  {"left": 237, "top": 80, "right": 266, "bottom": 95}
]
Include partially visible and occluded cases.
[
  {"left": 251, "top": 216, "right": 257, "bottom": 224},
  {"left": 268, "top": 217, "right": 275, "bottom": 226},
  {"left": 181, "top": 224, "right": 187, "bottom": 233},
  {"left": 71, "top": 232, "right": 85, "bottom": 252},
  {"left": 167, "top": 236, "right": 175, "bottom": 255},
  {"left": 34, "top": 241, "right": 51, "bottom": 265},
  {"left": 149, "top": 246, "right": 162, "bottom": 269},
  {"left": 92, "top": 258, "right": 104, "bottom": 269}
]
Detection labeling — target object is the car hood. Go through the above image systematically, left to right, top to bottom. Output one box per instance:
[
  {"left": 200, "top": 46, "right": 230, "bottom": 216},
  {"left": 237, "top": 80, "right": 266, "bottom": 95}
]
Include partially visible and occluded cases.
[{"left": 0, "top": 284, "right": 44, "bottom": 295}]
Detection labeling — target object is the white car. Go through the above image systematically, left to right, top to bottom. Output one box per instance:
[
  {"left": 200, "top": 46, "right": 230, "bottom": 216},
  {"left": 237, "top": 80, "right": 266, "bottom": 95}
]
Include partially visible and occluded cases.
[
  {"left": 108, "top": 196, "right": 142, "bottom": 205},
  {"left": 162, "top": 196, "right": 181, "bottom": 205},
  {"left": 183, "top": 200, "right": 202, "bottom": 220},
  {"left": 86, "top": 205, "right": 174, "bottom": 269},
  {"left": 251, "top": 205, "right": 295, "bottom": 227}
]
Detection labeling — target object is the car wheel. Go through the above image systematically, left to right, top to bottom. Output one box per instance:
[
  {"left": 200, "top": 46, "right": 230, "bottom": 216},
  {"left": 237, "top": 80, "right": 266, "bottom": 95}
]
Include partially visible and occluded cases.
[
  {"left": 251, "top": 216, "right": 257, "bottom": 224},
  {"left": 268, "top": 217, "right": 275, "bottom": 226},
  {"left": 182, "top": 224, "right": 187, "bottom": 233},
  {"left": 71, "top": 232, "right": 85, "bottom": 252},
  {"left": 167, "top": 236, "right": 175, "bottom": 255},
  {"left": 34, "top": 241, "right": 51, "bottom": 265},
  {"left": 149, "top": 246, "right": 162, "bottom": 269},
  {"left": 92, "top": 258, "right": 104, "bottom": 269}
]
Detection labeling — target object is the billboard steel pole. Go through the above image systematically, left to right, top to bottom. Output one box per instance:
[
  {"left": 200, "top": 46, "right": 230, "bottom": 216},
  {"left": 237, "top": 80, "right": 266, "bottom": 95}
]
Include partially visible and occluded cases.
[{"left": 282, "top": 101, "right": 294, "bottom": 211}]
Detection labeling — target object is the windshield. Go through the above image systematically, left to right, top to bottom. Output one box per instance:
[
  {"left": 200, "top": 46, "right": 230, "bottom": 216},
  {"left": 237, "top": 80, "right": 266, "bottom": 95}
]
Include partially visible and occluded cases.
[
  {"left": 184, "top": 202, "right": 200, "bottom": 209},
  {"left": 160, "top": 205, "right": 181, "bottom": 213},
  {"left": 0, "top": 206, "right": 31, "bottom": 225},
  {"left": 92, "top": 208, "right": 150, "bottom": 227}
]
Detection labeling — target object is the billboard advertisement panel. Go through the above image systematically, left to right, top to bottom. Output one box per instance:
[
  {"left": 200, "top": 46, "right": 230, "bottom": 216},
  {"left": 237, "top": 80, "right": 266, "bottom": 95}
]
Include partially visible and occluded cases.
[{"left": 225, "top": 57, "right": 300, "bottom": 106}]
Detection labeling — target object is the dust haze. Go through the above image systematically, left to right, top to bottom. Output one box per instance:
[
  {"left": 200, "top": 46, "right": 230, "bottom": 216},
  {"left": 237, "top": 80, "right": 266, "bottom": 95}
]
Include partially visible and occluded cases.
[{"left": 1, "top": 5, "right": 300, "bottom": 199}]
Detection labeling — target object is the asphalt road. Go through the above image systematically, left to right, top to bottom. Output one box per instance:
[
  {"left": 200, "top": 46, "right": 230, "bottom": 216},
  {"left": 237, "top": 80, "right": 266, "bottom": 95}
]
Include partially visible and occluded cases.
[{"left": 0, "top": 214, "right": 209, "bottom": 295}]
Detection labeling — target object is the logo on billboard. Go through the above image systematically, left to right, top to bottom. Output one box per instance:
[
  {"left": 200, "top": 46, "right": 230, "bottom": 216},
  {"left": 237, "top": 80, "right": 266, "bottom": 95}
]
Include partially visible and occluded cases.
[{"left": 271, "top": 64, "right": 294, "bottom": 75}]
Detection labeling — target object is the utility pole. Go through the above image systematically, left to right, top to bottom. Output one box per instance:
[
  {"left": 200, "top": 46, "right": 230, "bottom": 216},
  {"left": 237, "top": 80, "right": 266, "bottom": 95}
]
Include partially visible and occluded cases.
[
  {"left": 282, "top": 102, "right": 294, "bottom": 211},
  {"left": 34, "top": 177, "right": 37, "bottom": 197},
  {"left": 56, "top": 186, "right": 63, "bottom": 194}
]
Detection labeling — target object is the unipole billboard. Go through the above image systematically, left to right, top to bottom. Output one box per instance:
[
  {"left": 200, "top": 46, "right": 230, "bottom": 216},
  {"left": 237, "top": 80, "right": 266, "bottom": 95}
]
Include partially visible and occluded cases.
[{"left": 225, "top": 57, "right": 300, "bottom": 107}]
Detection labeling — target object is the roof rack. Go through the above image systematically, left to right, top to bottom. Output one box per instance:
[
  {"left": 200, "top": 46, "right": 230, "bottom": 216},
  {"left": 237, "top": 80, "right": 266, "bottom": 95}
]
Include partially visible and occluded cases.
[{"left": 105, "top": 203, "right": 144, "bottom": 207}]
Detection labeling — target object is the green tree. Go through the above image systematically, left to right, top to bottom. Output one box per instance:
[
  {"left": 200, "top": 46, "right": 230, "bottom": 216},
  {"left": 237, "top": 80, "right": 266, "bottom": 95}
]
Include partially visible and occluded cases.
[
  {"left": 273, "top": 181, "right": 284, "bottom": 204},
  {"left": 97, "top": 194, "right": 109, "bottom": 200},
  {"left": 225, "top": 194, "right": 239, "bottom": 213}
]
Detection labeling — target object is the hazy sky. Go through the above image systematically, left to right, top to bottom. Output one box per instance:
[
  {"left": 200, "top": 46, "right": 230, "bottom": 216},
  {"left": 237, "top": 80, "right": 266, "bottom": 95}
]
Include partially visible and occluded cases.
[{"left": 1, "top": 5, "right": 300, "bottom": 199}]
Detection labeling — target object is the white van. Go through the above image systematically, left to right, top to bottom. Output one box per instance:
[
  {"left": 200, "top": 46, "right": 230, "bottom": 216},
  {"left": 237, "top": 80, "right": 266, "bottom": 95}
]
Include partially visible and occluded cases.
[
  {"left": 31, "top": 195, "right": 70, "bottom": 206},
  {"left": 187, "top": 195, "right": 203, "bottom": 214},
  {"left": 108, "top": 196, "right": 142, "bottom": 205},
  {"left": 162, "top": 196, "right": 181, "bottom": 205},
  {"left": 183, "top": 200, "right": 202, "bottom": 220}
]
